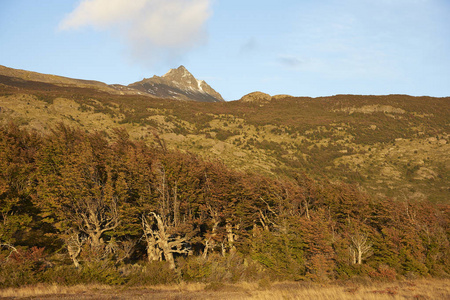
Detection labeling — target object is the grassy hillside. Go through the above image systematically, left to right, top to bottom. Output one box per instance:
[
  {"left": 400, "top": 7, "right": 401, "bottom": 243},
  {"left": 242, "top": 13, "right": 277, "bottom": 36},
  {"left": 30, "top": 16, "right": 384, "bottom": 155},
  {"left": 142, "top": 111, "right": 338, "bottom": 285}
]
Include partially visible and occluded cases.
[{"left": 0, "top": 77, "right": 448, "bottom": 202}]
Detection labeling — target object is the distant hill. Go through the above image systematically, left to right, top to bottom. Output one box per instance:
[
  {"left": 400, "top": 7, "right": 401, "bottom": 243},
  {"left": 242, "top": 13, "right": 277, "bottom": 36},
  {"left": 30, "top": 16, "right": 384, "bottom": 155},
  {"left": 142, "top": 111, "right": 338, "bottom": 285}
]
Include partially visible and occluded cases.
[
  {"left": 0, "top": 65, "right": 224, "bottom": 102},
  {"left": 0, "top": 65, "right": 126, "bottom": 94},
  {"left": 0, "top": 66, "right": 448, "bottom": 202}
]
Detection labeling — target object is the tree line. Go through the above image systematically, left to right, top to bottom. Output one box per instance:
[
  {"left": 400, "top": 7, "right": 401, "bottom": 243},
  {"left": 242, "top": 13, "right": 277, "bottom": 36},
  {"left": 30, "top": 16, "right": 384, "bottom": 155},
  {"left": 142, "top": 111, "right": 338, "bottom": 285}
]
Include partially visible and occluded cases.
[{"left": 0, "top": 122, "right": 449, "bottom": 286}]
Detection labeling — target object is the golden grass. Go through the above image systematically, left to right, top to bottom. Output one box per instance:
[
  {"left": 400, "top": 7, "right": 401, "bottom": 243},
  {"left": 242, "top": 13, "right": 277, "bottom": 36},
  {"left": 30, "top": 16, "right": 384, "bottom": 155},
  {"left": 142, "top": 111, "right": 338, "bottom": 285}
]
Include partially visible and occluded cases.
[
  {"left": 1, "top": 279, "right": 449, "bottom": 299},
  {"left": 247, "top": 279, "right": 450, "bottom": 300},
  {"left": 0, "top": 283, "right": 112, "bottom": 298}
]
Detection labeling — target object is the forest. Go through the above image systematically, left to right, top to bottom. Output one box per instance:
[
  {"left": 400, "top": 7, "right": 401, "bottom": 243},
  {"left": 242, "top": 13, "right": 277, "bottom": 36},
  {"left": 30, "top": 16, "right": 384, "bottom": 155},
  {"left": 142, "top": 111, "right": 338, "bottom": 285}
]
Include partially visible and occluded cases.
[{"left": 0, "top": 122, "right": 449, "bottom": 288}]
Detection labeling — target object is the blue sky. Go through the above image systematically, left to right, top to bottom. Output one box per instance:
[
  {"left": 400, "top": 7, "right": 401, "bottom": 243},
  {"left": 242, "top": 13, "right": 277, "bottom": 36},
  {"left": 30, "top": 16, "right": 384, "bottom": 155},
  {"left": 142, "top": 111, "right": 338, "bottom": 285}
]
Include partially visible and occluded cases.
[{"left": 1, "top": 0, "right": 449, "bottom": 100}]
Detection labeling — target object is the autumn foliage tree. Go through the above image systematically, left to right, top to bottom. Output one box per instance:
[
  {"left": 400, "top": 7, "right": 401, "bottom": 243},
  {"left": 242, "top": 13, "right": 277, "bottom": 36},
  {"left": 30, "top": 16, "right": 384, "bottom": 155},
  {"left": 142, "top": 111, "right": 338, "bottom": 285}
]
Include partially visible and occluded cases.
[
  {"left": 0, "top": 123, "right": 41, "bottom": 255},
  {"left": 35, "top": 125, "right": 132, "bottom": 266}
]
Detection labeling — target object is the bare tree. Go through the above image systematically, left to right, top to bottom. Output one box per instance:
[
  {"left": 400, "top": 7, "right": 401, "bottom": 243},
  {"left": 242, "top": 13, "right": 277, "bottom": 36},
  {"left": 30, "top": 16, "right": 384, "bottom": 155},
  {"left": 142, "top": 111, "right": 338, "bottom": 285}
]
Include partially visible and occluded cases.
[
  {"left": 141, "top": 167, "right": 194, "bottom": 269},
  {"left": 256, "top": 194, "right": 294, "bottom": 238},
  {"left": 73, "top": 195, "right": 120, "bottom": 248},
  {"left": 202, "top": 204, "right": 220, "bottom": 258},
  {"left": 142, "top": 212, "right": 191, "bottom": 269},
  {"left": 142, "top": 216, "right": 162, "bottom": 262},
  {"left": 225, "top": 221, "right": 238, "bottom": 254},
  {"left": 65, "top": 230, "right": 86, "bottom": 268},
  {"left": 349, "top": 232, "right": 372, "bottom": 264},
  {"left": 104, "top": 237, "right": 136, "bottom": 264},
  {"left": 0, "top": 242, "right": 19, "bottom": 263}
]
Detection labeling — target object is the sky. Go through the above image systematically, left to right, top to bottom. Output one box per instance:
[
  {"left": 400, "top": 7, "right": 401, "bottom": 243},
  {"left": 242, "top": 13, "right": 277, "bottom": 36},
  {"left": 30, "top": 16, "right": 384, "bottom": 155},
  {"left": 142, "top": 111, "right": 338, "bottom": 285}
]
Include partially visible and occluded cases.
[{"left": 1, "top": 0, "right": 449, "bottom": 101}]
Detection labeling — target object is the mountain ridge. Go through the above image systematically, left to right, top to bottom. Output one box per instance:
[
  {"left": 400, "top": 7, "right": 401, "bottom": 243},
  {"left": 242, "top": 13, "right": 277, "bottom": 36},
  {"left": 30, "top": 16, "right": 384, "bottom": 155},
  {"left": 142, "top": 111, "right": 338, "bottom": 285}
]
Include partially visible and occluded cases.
[{"left": 0, "top": 65, "right": 224, "bottom": 102}]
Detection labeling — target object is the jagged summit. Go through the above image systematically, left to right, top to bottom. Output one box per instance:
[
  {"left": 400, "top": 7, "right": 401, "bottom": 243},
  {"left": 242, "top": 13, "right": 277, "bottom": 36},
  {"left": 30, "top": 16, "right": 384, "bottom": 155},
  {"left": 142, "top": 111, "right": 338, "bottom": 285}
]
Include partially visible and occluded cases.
[
  {"left": 163, "top": 65, "right": 190, "bottom": 78},
  {"left": 129, "top": 66, "right": 224, "bottom": 103},
  {"left": 163, "top": 66, "right": 207, "bottom": 93}
]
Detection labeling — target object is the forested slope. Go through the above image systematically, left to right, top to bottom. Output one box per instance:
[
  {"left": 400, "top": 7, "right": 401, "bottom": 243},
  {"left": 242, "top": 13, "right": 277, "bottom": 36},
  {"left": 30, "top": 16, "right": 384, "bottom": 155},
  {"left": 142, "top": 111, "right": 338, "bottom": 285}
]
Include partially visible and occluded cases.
[{"left": 1, "top": 124, "right": 449, "bottom": 287}]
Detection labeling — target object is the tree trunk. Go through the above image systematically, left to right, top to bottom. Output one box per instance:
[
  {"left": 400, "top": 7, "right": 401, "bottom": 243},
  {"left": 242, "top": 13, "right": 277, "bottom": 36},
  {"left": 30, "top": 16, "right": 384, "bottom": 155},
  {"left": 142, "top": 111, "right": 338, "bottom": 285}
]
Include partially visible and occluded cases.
[
  {"left": 304, "top": 199, "right": 311, "bottom": 220},
  {"left": 153, "top": 213, "right": 177, "bottom": 269},
  {"left": 142, "top": 216, "right": 162, "bottom": 262},
  {"left": 202, "top": 220, "right": 219, "bottom": 258},
  {"left": 226, "top": 222, "right": 236, "bottom": 254},
  {"left": 90, "top": 231, "right": 103, "bottom": 248},
  {"left": 66, "top": 232, "right": 84, "bottom": 268},
  {"left": 146, "top": 236, "right": 162, "bottom": 262},
  {"left": 161, "top": 239, "right": 176, "bottom": 270},
  {"left": 202, "top": 240, "right": 210, "bottom": 259},
  {"left": 221, "top": 241, "right": 226, "bottom": 256},
  {"left": 357, "top": 247, "right": 362, "bottom": 264},
  {"left": 350, "top": 248, "right": 356, "bottom": 265},
  {"left": 70, "top": 254, "right": 81, "bottom": 268}
]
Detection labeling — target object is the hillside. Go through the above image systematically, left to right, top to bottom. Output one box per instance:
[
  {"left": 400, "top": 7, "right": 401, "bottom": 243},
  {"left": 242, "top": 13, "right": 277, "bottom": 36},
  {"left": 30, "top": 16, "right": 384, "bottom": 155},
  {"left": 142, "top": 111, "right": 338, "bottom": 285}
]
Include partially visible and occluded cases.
[{"left": 0, "top": 68, "right": 449, "bottom": 202}]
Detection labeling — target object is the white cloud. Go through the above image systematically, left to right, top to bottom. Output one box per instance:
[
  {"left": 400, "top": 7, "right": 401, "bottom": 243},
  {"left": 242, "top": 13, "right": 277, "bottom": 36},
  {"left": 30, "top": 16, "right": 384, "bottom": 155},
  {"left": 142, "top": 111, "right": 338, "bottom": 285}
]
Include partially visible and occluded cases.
[{"left": 59, "top": 0, "right": 212, "bottom": 66}]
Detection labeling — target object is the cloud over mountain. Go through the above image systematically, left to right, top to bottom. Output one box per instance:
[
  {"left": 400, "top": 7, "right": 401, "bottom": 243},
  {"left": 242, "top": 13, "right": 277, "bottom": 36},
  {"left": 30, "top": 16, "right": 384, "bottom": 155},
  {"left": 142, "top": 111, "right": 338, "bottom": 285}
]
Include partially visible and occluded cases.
[{"left": 59, "top": 0, "right": 212, "bottom": 66}]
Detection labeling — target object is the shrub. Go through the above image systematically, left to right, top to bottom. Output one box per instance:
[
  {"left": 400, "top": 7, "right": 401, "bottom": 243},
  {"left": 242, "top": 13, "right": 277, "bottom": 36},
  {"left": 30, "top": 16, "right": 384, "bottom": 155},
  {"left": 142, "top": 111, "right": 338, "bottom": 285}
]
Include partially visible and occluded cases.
[
  {"left": 215, "top": 129, "right": 237, "bottom": 141},
  {"left": 250, "top": 230, "right": 306, "bottom": 281},
  {"left": 0, "top": 247, "right": 49, "bottom": 288},
  {"left": 178, "top": 253, "right": 265, "bottom": 283},
  {"left": 178, "top": 256, "right": 212, "bottom": 282},
  {"left": 42, "top": 261, "right": 127, "bottom": 286},
  {"left": 78, "top": 261, "right": 126, "bottom": 285},
  {"left": 125, "top": 261, "right": 178, "bottom": 286},
  {"left": 41, "top": 265, "right": 83, "bottom": 286},
  {"left": 368, "top": 265, "right": 397, "bottom": 282}
]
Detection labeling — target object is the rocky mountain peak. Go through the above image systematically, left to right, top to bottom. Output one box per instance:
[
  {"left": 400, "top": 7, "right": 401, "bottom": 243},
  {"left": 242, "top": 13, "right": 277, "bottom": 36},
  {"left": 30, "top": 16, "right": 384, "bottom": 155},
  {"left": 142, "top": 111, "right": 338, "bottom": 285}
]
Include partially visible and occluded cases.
[
  {"left": 162, "top": 65, "right": 198, "bottom": 88},
  {"left": 163, "top": 65, "right": 190, "bottom": 78},
  {"left": 129, "top": 66, "right": 224, "bottom": 102}
]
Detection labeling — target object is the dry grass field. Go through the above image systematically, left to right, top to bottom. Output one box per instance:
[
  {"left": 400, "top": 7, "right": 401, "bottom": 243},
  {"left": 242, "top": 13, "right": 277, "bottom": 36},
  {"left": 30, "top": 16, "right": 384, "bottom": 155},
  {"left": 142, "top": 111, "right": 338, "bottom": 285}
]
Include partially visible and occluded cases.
[{"left": 0, "top": 279, "right": 449, "bottom": 299}]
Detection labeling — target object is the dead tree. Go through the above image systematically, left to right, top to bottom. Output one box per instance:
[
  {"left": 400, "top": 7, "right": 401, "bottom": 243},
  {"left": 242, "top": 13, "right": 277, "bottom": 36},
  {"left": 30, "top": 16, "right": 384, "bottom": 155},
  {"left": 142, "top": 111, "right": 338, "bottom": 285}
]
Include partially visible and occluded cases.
[
  {"left": 142, "top": 167, "right": 193, "bottom": 269},
  {"left": 201, "top": 173, "right": 226, "bottom": 258},
  {"left": 73, "top": 195, "right": 120, "bottom": 248},
  {"left": 257, "top": 197, "right": 281, "bottom": 232},
  {"left": 202, "top": 204, "right": 220, "bottom": 258},
  {"left": 142, "top": 212, "right": 191, "bottom": 269},
  {"left": 142, "top": 216, "right": 162, "bottom": 262},
  {"left": 225, "top": 221, "right": 238, "bottom": 254},
  {"left": 66, "top": 231, "right": 86, "bottom": 268},
  {"left": 349, "top": 232, "right": 372, "bottom": 264},
  {"left": 104, "top": 237, "right": 136, "bottom": 264},
  {"left": 0, "top": 242, "right": 19, "bottom": 263}
]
